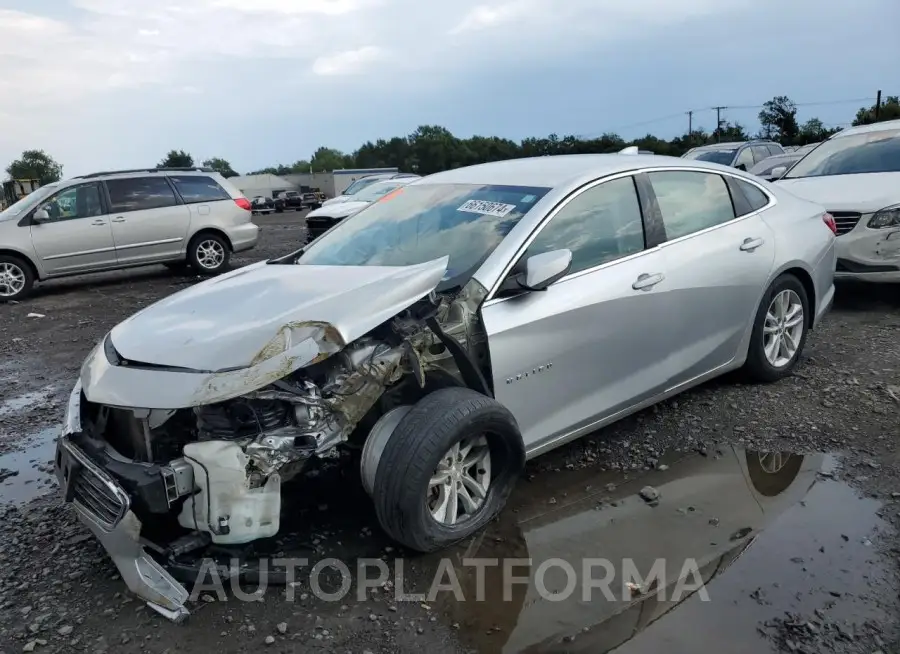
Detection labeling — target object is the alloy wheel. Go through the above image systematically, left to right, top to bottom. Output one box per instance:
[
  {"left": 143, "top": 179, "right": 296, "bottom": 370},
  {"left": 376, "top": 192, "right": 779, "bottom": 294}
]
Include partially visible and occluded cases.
[
  {"left": 196, "top": 240, "right": 225, "bottom": 270},
  {"left": 0, "top": 262, "right": 26, "bottom": 298},
  {"left": 763, "top": 289, "right": 804, "bottom": 368},
  {"left": 428, "top": 436, "right": 492, "bottom": 525}
]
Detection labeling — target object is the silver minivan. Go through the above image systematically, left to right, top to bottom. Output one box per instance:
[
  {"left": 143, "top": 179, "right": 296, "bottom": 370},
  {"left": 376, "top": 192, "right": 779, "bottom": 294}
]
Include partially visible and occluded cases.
[{"left": 0, "top": 167, "right": 259, "bottom": 301}]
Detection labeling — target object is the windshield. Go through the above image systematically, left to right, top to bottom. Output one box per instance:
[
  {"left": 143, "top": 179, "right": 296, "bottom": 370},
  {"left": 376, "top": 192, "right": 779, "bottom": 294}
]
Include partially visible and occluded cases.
[
  {"left": 785, "top": 129, "right": 900, "bottom": 178},
  {"left": 683, "top": 149, "right": 737, "bottom": 165},
  {"left": 750, "top": 156, "right": 798, "bottom": 176},
  {"left": 342, "top": 176, "right": 384, "bottom": 196},
  {"left": 354, "top": 181, "right": 408, "bottom": 202},
  {"left": 298, "top": 183, "right": 551, "bottom": 288},
  {"left": 0, "top": 184, "right": 58, "bottom": 218}
]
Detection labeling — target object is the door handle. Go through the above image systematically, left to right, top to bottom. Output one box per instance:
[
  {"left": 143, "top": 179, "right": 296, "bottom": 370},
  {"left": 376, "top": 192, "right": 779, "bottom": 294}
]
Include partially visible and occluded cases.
[
  {"left": 111, "top": 216, "right": 126, "bottom": 223},
  {"left": 91, "top": 219, "right": 107, "bottom": 226},
  {"left": 740, "top": 237, "right": 764, "bottom": 252},
  {"left": 632, "top": 272, "right": 665, "bottom": 291}
]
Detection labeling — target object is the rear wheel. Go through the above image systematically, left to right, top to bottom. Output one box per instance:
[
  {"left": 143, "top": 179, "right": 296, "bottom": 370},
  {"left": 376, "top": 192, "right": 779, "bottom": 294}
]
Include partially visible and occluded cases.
[
  {"left": 187, "top": 233, "right": 230, "bottom": 275},
  {"left": 0, "top": 255, "right": 35, "bottom": 302},
  {"left": 743, "top": 274, "right": 809, "bottom": 382},
  {"left": 372, "top": 387, "right": 524, "bottom": 552}
]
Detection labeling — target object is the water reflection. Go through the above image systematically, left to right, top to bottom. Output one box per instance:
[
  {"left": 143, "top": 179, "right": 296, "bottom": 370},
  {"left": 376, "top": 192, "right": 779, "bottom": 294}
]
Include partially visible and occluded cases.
[{"left": 428, "top": 446, "right": 825, "bottom": 654}]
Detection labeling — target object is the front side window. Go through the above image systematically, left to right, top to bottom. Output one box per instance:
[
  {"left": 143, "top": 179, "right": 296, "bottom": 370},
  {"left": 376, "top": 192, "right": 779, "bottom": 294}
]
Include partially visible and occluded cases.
[
  {"left": 784, "top": 129, "right": 900, "bottom": 178},
  {"left": 735, "top": 148, "right": 754, "bottom": 169},
  {"left": 648, "top": 171, "right": 736, "bottom": 240},
  {"left": 169, "top": 175, "right": 230, "bottom": 203},
  {"left": 524, "top": 176, "right": 645, "bottom": 275},
  {"left": 105, "top": 177, "right": 179, "bottom": 213},
  {"left": 38, "top": 183, "right": 103, "bottom": 222},
  {"left": 298, "top": 183, "right": 550, "bottom": 289}
]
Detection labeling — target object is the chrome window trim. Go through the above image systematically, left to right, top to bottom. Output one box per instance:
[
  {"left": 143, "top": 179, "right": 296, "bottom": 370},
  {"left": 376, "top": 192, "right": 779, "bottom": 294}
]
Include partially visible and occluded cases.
[{"left": 482, "top": 165, "right": 776, "bottom": 304}]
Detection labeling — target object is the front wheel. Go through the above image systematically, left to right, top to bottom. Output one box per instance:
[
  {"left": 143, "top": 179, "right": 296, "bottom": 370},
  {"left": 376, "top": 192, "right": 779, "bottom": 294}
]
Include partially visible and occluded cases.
[
  {"left": 187, "top": 234, "right": 231, "bottom": 275},
  {"left": 0, "top": 255, "right": 35, "bottom": 302},
  {"left": 743, "top": 273, "right": 809, "bottom": 382},
  {"left": 372, "top": 387, "right": 525, "bottom": 553}
]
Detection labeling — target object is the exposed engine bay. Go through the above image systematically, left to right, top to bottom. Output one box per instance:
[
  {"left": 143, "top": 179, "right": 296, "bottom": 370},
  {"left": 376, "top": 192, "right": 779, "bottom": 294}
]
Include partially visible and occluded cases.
[{"left": 69, "top": 280, "right": 490, "bottom": 548}]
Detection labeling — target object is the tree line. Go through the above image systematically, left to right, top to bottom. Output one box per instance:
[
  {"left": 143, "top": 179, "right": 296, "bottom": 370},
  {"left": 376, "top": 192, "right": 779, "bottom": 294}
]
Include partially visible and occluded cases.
[{"left": 6, "top": 95, "right": 897, "bottom": 185}]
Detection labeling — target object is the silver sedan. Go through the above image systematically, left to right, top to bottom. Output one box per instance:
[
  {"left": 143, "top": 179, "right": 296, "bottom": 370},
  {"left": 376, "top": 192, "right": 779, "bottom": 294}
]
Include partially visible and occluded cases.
[{"left": 56, "top": 153, "right": 836, "bottom": 621}]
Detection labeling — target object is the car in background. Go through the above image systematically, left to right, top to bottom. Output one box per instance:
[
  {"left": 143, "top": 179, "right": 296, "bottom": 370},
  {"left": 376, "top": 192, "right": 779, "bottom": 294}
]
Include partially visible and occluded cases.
[
  {"left": 775, "top": 119, "right": 900, "bottom": 283},
  {"left": 682, "top": 140, "right": 785, "bottom": 171},
  {"left": 53, "top": 153, "right": 834, "bottom": 622},
  {"left": 749, "top": 153, "right": 804, "bottom": 181},
  {"left": 0, "top": 167, "right": 257, "bottom": 301},
  {"left": 320, "top": 172, "right": 420, "bottom": 207},
  {"left": 304, "top": 177, "right": 415, "bottom": 243},
  {"left": 301, "top": 189, "right": 325, "bottom": 209},
  {"left": 274, "top": 190, "right": 304, "bottom": 213},
  {"left": 251, "top": 196, "right": 275, "bottom": 214}
]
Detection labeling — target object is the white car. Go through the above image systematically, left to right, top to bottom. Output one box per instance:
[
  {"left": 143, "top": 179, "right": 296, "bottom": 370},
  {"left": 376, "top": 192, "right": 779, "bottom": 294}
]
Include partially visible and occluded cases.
[
  {"left": 776, "top": 119, "right": 900, "bottom": 282},
  {"left": 320, "top": 173, "right": 420, "bottom": 207},
  {"left": 305, "top": 178, "right": 415, "bottom": 243}
]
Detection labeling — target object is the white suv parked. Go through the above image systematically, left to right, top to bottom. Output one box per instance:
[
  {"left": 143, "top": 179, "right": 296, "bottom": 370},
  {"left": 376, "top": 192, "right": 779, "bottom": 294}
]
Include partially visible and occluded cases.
[{"left": 0, "top": 167, "right": 259, "bottom": 301}]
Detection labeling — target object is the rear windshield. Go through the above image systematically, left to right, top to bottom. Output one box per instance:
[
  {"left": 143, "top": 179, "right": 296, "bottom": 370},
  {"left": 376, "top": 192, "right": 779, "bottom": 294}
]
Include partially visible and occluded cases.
[
  {"left": 683, "top": 149, "right": 737, "bottom": 165},
  {"left": 298, "top": 183, "right": 551, "bottom": 289}
]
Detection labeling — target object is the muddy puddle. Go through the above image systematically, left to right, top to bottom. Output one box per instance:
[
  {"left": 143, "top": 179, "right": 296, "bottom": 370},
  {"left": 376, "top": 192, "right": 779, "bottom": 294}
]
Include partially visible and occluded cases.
[
  {"left": 0, "top": 384, "right": 56, "bottom": 418},
  {"left": 0, "top": 427, "right": 59, "bottom": 505},
  {"left": 408, "top": 448, "right": 895, "bottom": 653}
]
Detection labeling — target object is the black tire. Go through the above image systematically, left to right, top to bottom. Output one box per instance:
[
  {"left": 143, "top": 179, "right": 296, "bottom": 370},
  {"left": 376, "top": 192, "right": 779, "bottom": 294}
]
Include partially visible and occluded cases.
[
  {"left": 187, "top": 233, "right": 231, "bottom": 275},
  {"left": 0, "top": 254, "right": 35, "bottom": 302},
  {"left": 743, "top": 273, "right": 809, "bottom": 383},
  {"left": 372, "top": 387, "right": 525, "bottom": 553}
]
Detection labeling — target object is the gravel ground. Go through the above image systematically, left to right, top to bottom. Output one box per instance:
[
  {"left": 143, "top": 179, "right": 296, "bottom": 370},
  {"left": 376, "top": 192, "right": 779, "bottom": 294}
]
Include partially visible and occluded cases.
[{"left": 0, "top": 213, "right": 899, "bottom": 653}]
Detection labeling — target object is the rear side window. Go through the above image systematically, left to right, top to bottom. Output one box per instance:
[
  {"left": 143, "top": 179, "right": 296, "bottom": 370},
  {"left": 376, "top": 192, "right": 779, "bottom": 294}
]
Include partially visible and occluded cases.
[
  {"left": 766, "top": 144, "right": 783, "bottom": 156},
  {"left": 751, "top": 146, "right": 772, "bottom": 164},
  {"left": 648, "top": 171, "right": 735, "bottom": 240},
  {"left": 169, "top": 175, "right": 230, "bottom": 204},
  {"left": 106, "top": 177, "right": 178, "bottom": 213},
  {"left": 735, "top": 180, "right": 770, "bottom": 213}
]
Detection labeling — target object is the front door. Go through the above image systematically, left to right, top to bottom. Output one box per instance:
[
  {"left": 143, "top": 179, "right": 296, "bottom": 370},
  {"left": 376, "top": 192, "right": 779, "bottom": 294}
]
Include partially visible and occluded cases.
[
  {"left": 646, "top": 170, "right": 776, "bottom": 388},
  {"left": 481, "top": 175, "right": 677, "bottom": 456},
  {"left": 103, "top": 176, "right": 191, "bottom": 265},
  {"left": 29, "top": 182, "right": 117, "bottom": 275}
]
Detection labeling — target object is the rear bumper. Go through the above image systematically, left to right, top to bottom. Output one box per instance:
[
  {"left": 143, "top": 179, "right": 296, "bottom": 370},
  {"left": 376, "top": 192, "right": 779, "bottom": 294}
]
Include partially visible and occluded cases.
[
  {"left": 228, "top": 222, "right": 259, "bottom": 253},
  {"left": 54, "top": 382, "right": 191, "bottom": 622}
]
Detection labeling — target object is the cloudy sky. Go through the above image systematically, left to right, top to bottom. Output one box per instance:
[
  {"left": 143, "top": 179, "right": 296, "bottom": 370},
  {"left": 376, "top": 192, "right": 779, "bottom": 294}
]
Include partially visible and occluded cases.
[{"left": 1, "top": 0, "right": 897, "bottom": 176}]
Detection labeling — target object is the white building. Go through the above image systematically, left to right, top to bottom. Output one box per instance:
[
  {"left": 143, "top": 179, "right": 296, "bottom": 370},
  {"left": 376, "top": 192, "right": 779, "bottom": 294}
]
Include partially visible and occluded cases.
[{"left": 228, "top": 174, "right": 295, "bottom": 200}]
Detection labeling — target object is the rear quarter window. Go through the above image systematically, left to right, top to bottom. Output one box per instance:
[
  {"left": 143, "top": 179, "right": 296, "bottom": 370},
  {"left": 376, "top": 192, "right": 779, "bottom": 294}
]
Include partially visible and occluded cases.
[
  {"left": 169, "top": 175, "right": 231, "bottom": 203},
  {"left": 734, "top": 179, "right": 771, "bottom": 214}
]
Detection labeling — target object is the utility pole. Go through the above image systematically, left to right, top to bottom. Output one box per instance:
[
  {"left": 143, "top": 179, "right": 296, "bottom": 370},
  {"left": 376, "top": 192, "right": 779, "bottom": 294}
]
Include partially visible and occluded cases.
[
  {"left": 875, "top": 89, "right": 882, "bottom": 122},
  {"left": 712, "top": 106, "right": 727, "bottom": 142},
  {"left": 687, "top": 110, "right": 693, "bottom": 137}
]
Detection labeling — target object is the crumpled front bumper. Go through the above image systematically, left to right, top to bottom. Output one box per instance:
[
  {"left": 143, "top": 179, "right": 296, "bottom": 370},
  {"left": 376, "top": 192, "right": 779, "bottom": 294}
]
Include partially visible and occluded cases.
[{"left": 54, "top": 380, "right": 191, "bottom": 623}]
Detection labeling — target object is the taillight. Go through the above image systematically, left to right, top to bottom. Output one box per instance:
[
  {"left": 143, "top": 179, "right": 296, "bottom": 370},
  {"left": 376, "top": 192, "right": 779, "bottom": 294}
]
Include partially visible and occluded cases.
[
  {"left": 234, "top": 197, "right": 252, "bottom": 211},
  {"left": 822, "top": 212, "right": 837, "bottom": 235}
]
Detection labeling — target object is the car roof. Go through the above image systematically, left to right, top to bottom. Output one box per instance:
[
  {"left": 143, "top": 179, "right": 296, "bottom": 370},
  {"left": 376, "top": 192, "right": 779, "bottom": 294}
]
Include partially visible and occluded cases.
[
  {"left": 831, "top": 118, "right": 900, "bottom": 139},
  {"left": 691, "top": 140, "right": 778, "bottom": 151},
  {"left": 414, "top": 153, "right": 736, "bottom": 189}
]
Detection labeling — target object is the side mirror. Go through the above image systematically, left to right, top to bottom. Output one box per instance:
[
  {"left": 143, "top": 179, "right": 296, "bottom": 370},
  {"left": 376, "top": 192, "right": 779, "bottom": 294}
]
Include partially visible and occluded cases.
[
  {"left": 734, "top": 163, "right": 747, "bottom": 171},
  {"left": 768, "top": 166, "right": 787, "bottom": 179},
  {"left": 33, "top": 208, "right": 50, "bottom": 222},
  {"left": 517, "top": 249, "right": 573, "bottom": 291}
]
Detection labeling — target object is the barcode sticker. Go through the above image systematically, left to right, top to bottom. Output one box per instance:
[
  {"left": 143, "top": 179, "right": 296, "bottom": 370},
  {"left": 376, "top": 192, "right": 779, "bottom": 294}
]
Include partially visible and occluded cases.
[{"left": 457, "top": 199, "right": 516, "bottom": 217}]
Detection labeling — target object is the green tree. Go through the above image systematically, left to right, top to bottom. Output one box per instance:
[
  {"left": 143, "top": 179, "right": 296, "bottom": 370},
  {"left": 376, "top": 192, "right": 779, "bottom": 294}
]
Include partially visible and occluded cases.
[
  {"left": 853, "top": 95, "right": 900, "bottom": 126},
  {"left": 758, "top": 96, "right": 800, "bottom": 143},
  {"left": 797, "top": 118, "right": 840, "bottom": 144},
  {"left": 712, "top": 121, "right": 750, "bottom": 143},
  {"left": 309, "top": 147, "right": 353, "bottom": 172},
  {"left": 5, "top": 149, "right": 63, "bottom": 183},
  {"left": 158, "top": 150, "right": 194, "bottom": 168},
  {"left": 202, "top": 157, "right": 239, "bottom": 177}
]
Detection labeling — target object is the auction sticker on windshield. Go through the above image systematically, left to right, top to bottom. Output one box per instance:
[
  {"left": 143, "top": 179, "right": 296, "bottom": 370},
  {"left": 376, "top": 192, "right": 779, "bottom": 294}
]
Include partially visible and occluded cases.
[{"left": 457, "top": 199, "right": 516, "bottom": 217}]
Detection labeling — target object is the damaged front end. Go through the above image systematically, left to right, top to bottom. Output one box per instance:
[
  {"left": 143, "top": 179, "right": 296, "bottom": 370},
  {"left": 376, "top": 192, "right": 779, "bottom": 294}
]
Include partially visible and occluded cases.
[{"left": 55, "top": 257, "right": 491, "bottom": 622}]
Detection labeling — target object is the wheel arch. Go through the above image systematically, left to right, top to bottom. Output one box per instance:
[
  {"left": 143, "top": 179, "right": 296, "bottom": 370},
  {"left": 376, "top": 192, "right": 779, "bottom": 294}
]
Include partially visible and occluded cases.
[
  {"left": 188, "top": 227, "right": 233, "bottom": 252},
  {"left": 0, "top": 248, "right": 41, "bottom": 281},
  {"left": 771, "top": 264, "right": 816, "bottom": 329}
]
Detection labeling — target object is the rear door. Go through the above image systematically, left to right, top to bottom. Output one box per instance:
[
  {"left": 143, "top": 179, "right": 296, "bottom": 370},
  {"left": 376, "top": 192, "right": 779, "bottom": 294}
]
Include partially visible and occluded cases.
[
  {"left": 647, "top": 170, "right": 775, "bottom": 389},
  {"left": 168, "top": 174, "right": 235, "bottom": 229},
  {"left": 482, "top": 175, "right": 676, "bottom": 456},
  {"left": 103, "top": 176, "right": 191, "bottom": 265},
  {"left": 28, "top": 182, "right": 117, "bottom": 275}
]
